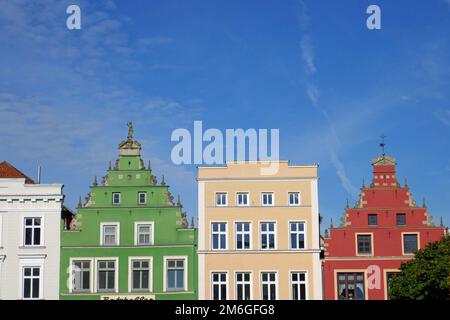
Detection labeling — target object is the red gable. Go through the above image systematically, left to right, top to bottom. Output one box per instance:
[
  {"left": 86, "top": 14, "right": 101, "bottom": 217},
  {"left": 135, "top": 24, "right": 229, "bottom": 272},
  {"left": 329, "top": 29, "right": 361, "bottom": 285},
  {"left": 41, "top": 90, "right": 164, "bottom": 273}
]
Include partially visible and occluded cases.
[{"left": 0, "top": 161, "right": 35, "bottom": 184}]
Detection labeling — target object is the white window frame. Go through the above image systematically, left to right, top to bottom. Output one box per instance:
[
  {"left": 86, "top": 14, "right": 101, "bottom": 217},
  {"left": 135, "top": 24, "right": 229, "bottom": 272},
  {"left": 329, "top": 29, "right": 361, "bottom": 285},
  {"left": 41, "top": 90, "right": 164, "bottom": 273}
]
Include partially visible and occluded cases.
[
  {"left": 112, "top": 192, "right": 121, "bottom": 205},
  {"left": 138, "top": 192, "right": 147, "bottom": 205},
  {"left": 215, "top": 192, "right": 228, "bottom": 207},
  {"left": 236, "top": 192, "right": 249, "bottom": 207},
  {"left": 261, "top": 192, "right": 274, "bottom": 206},
  {"left": 288, "top": 192, "right": 301, "bottom": 206},
  {"left": 22, "top": 216, "right": 44, "bottom": 247},
  {"left": 235, "top": 221, "right": 252, "bottom": 250},
  {"left": 260, "top": 221, "right": 277, "bottom": 250},
  {"left": 289, "top": 221, "right": 307, "bottom": 250},
  {"left": 100, "top": 222, "right": 120, "bottom": 246},
  {"left": 134, "top": 222, "right": 154, "bottom": 246},
  {"left": 211, "top": 222, "right": 227, "bottom": 250},
  {"left": 128, "top": 256, "right": 153, "bottom": 293},
  {"left": 163, "top": 256, "right": 188, "bottom": 292},
  {"left": 19, "top": 257, "right": 44, "bottom": 300},
  {"left": 95, "top": 257, "right": 119, "bottom": 293},
  {"left": 69, "top": 258, "right": 94, "bottom": 293},
  {"left": 211, "top": 271, "right": 228, "bottom": 300},
  {"left": 235, "top": 271, "right": 252, "bottom": 300},
  {"left": 260, "top": 271, "right": 278, "bottom": 300},
  {"left": 290, "top": 271, "right": 308, "bottom": 300}
]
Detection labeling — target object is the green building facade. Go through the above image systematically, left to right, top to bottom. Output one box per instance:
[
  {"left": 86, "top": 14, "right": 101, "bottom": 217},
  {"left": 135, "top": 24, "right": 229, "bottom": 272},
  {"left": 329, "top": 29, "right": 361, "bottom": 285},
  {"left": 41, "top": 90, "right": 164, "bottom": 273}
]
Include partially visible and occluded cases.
[{"left": 60, "top": 124, "right": 197, "bottom": 300}]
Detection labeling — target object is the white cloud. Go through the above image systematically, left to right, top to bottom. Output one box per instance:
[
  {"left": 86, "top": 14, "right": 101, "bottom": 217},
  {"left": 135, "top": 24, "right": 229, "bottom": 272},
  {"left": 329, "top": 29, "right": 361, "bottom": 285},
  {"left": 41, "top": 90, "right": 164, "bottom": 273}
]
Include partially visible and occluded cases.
[
  {"left": 300, "top": 35, "right": 316, "bottom": 74},
  {"left": 435, "top": 109, "right": 450, "bottom": 126}
]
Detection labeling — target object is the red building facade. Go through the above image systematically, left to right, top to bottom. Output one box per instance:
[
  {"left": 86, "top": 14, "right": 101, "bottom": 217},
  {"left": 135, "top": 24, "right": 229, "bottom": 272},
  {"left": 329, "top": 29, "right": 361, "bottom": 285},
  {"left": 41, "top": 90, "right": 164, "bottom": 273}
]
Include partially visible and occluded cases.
[{"left": 322, "top": 154, "right": 446, "bottom": 300}]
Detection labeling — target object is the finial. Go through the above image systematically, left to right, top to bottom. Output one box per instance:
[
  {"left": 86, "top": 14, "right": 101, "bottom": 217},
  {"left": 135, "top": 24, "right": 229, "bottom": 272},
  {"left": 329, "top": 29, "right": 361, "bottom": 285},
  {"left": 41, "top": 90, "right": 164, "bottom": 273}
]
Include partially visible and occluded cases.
[
  {"left": 127, "top": 121, "right": 134, "bottom": 141},
  {"left": 379, "top": 134, "right": 386, "bottom": 156},
  {"left": 148, "top": 160, "right": 152, "bottom": 170},
  {"left": 108, "top": 161, "right": 112, "bottom": 170},
  {"left": 161, "top": 175, "right": 166, "bottom": 186},
  {"left": 93, "top": 176, "right": 98, "bottom": 186},
  {"left": 362, "top": 177, "right": 366, "bottom": 188},
  {"left": 404, "top": 177, "right": 408, "bottom": 187},
  {"left": 177, "top": 194, "right": 182, "bottom": 207},
  {"left": 77, "top": 196, "right": 82, "bottom": 208},
  {"left": 422, "top": 196, "right": 427, "bottom": 208},
  {"left": 346, "top": 198, "right": 349, "bottom": 209},
  {"left": 191, "top": 216, "right": 195, "bottom": 228},
  {"left": 440, "top": 216, "right": 444, "bottom": 227},
  {"left": 330, "top": 217, "right": 334, "bottom": 228},
  {"left": 324, "top": 228, "right": 329, "bottom": 238}
]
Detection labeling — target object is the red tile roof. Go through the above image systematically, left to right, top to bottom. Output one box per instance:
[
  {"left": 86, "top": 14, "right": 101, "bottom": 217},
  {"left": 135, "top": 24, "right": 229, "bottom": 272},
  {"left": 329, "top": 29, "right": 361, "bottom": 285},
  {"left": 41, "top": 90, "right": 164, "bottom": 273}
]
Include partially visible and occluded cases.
[{"left": 0, "top": 161, "right": 35, "bottom": 184}]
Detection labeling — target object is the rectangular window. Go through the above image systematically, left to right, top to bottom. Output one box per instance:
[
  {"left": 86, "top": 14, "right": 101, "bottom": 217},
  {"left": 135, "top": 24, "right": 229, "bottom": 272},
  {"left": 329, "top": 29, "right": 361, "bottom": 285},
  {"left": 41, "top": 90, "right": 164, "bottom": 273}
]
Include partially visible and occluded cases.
[
  {"left": 112, "top": 192, "right": 121, "bottom": 205},
  {"left": 138, "top": 192, "right": 147, "bottom": 205},
  {"left": 288, "top": 192, "right": 300, "bottom": 206},
  {"left": 216, "top": 193, "right": 227, "bottom": 206},
  {"left": 236, "top": 193, "right": 249, "bottom": 206},
  {"left": 261, "top": 193, "right": 274, "bottom": 206},
  {"left": 396, "top": 213, "right": 406, "bottom": 225},
  {"left": 368, "top": 214, "right": 377, "bottom": 226},
  {"left": 24, "top": 217, "right": 42, "bottom": 246},
  {"left": 211, "top": 222, "right": 227, "bottom": 250},
  {"left": 235, "top": 222, "right": 251, "bottom": 250},
  {"left": 260, "top": 222, "right": 276, "bottom": 249},
  {"left": 290, "top": 222, "right": 306, "bottom": 249},
  {"left": 102, "top": 224, "right": 118, "bottom": 246},
  {"left": 136, "top": 224, "right": 153, "bottom": 246},
  {"left": 357, "top": 234, "right": 372, "bottom": 255},
  {"left": 403, "top": 234, "right": 418, "bottom": 254},
  {"left": 166, "top": 259, "right": 185, "bottom": 291},
  {"left": 97, "top": 260, "right": 116, "bottom": 292},
  {"left": 131, "top": 260, "right": 150, "bottom": 292},
  {"left": 72, "top": 261, "right": 91, "bottom": 293},
  {"left": 22, "top": 267, "right": 41, "bottom": 299},
  {"left": 211, "top": 272, "right": 227, "bottom": 300},
  {"left": 235, "top": 272, "right": 251, "bottom": 300},
  {"left": 261, "top": 272, "right": 277, "bottom": 300},
  {"left": 291, "top": 272, "right": 307, "bottom": 300},
  {"left": 337, "top": 272, "right": 365, "bottom": 300},
  {"left": 386, "top": 272, "right": 400, "bottom": 300}
]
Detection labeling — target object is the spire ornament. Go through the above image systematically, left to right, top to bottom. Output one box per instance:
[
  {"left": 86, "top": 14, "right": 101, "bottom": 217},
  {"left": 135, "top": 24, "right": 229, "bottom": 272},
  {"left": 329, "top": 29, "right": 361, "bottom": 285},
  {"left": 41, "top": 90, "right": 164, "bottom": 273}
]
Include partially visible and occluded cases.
[
  {"left": 127, "top": 121, "right": 134, "bottom": 141},
  {"left": 108, "top": 161, "right": 112, "bottom": 171},
  {"left": 161, "top": 175, "right": 166, "bottom": 186},
  {"left": 93, "top": 176, "right": 98, "bottom": 186},
  {"left": 177, "top": 194, "right": 182, "bottom": 207},
  {"left": 77, "top": 196, "right": 82, "bottom": 209},
  {"left": 422, "top": 197, "right": 427, "bottom": 208},
  {"left": 440, "top": 216, "right": 444, "bottom": 227},
  {"left": 330, "top": 217, "right": 334, "bottom": 228}
]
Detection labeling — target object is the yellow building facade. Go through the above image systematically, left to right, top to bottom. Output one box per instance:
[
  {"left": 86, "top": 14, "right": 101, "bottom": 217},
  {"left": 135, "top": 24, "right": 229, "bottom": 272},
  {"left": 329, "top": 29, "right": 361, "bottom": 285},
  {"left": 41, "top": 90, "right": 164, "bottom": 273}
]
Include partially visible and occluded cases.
[{"left": 198, "top": 161, "right": 322, "bottom": 300}]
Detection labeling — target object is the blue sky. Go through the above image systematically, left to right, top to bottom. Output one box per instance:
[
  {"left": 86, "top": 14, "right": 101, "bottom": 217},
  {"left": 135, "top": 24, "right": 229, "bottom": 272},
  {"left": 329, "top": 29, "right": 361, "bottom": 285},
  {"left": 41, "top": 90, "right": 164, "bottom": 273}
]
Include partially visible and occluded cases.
[{"left": 0, "top": 0, "right": 449, "bottom": 230}]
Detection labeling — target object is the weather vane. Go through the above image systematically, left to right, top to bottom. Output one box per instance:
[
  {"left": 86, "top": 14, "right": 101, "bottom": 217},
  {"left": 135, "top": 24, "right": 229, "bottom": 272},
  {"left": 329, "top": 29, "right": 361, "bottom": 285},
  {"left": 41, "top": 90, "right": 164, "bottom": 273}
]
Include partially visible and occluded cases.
[
  {"left": 127, "top": 121, "right": 134, "bottom": 141},
  {"left": 380, "top": 134, "right": 386, "bottom": 156}
]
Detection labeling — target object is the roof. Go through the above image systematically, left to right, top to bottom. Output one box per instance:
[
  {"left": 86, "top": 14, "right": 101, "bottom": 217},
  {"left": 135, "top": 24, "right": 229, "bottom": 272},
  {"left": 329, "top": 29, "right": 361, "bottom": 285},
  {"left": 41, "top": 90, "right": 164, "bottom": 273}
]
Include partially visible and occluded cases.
[{"left": 0, "top": 161, "right": 35, "bottom": 184}]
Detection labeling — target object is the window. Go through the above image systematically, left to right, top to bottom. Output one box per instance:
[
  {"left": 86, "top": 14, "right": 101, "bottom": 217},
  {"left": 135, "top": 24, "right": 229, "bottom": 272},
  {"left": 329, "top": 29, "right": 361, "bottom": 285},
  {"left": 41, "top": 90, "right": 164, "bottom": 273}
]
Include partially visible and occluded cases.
[
  {"left": 112, "top": 192, "right": 121, "bottom": 205},
  {"left": 138, "top": 192, "right": 147, "bottom": 205},
  {"left": 288, "top": 192, "right": 300, "bottom": 206},
  {"left": 216, "top": 193, "right": 227, "bottom": 206},
  {"left": 236, "top": 193, "right": 249, "bottom": 206},
  {"left": 261, "top": 193, "right": 274, "bottom": 206},
  {"left": 396, "top": 213, "right": 406, "bottom": 225},
  {"left": 368, "top": 214, "right": 377, "bottom": 226},
  {"left": 24, "top": 217, "right": 42, "bottom": 246},
  {"left": 235, "top": 222, "right": 251, "bottom": 250},
  {"left": 260, "top": 222, "right": 276, "bottom": 249},
  {"left": 290, "top": 222, "right": 306, "bottom": 249},
  {"left": 136, "top": 223, "right": 153, "bottom": 246},
  {"left": 211, "top": 223, "right": 227, "bottom": 250},
  {"left": 102, "top": 224, "right": 119, "bottom": 246},
  {"left": 357, "top": 234, "right": 372, "bottom": 255},
  {"left": 403, "top": 234, "right": 418, "bottom": 254},
  {"left": 131, "top": 259, "right": 150, "bottom": 292},
  {"left": 166, "top": 259, "right": 185, "bottom": 291},
  {"left": 97, "top": 260, "right": 116, "bottom": 292},
  {"left": 72, "top": 261, "right": 91, "bottom": 293},
  {"left": 22, "top": 267, "right": 41, "bottom": 299},
  {"left": 211, "top": 272, "right": 227, "bottom": 300},
  {"left": 235, "top": 272, "right": 251, "bottom": 300},
  {"left": 261, "top": 272, "right": 277, "bottom": 300},
  {"left": 291, "top": 272, "right": 307, "bottom": 300},
  {"left": 337, "top": 272, "right": 365, "bottom": 300},
  {"left": 386, "top": 272, "right": 400, "bottom": 300}
]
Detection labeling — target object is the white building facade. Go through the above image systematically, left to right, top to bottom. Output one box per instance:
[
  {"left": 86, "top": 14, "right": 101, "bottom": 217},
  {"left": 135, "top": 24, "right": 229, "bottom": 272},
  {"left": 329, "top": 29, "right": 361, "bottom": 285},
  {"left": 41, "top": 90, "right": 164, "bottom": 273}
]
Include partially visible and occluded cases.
[{"left": 0, "top": 164, "right": 63, "bottom": 300}]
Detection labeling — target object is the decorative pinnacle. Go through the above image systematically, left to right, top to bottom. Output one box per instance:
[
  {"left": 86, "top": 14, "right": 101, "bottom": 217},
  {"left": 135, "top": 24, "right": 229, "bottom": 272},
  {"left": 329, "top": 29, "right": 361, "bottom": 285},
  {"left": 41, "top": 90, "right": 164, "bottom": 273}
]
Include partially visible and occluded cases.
[
  {"left": 127, "top": 121, "right": 134, "bottom": 141},
  {"left": 379, "top": 134, "right": 386, "bottom": 156},
  {"left": 148, "top": 160, "right": 152, "bottom": 170},
  {"left": 108, "top": 161, "right": 112, "bottom": 170},
  {"left": 161, "top": 175, "right": 166, "bottom": 186},
  {"left": 93, "top": 176, "right": 98, "bottom": 186},
  {"left": 362, "top": 177, "right": 366, "bottom": 188},
  {"left": 404, "top": 177, "right": 408, "bottom": 187},
  {"left": 177, "top": 194, "right": 182, "bottom": 207},
  {"left": 77, "top": 196, "right": 82, "bottom": 208},
  {"left": 422, "top": 197, "right": 427, "bottom": 208},
  {"left": 346, "top": 198, "right": 349, "bottom": 209},
  {"left": 191, "top": 216, "right": 195, "bottom": 228},
  {"left": 440, "top": 216, "right": 444, "bottom": 227},
  {"left": 330, "top": 217, "right": 334, "bottom": 228},
  {"left": 324, "top": 228, "right": 329, "bottom": 238}
]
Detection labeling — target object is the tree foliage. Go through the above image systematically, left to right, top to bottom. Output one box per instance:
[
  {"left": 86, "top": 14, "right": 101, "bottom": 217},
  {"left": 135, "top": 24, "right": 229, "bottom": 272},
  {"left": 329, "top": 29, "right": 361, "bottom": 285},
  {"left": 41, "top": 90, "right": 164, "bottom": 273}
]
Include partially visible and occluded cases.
[{"left": 390, "top": 235, "right": 450, "bottom": 300}]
